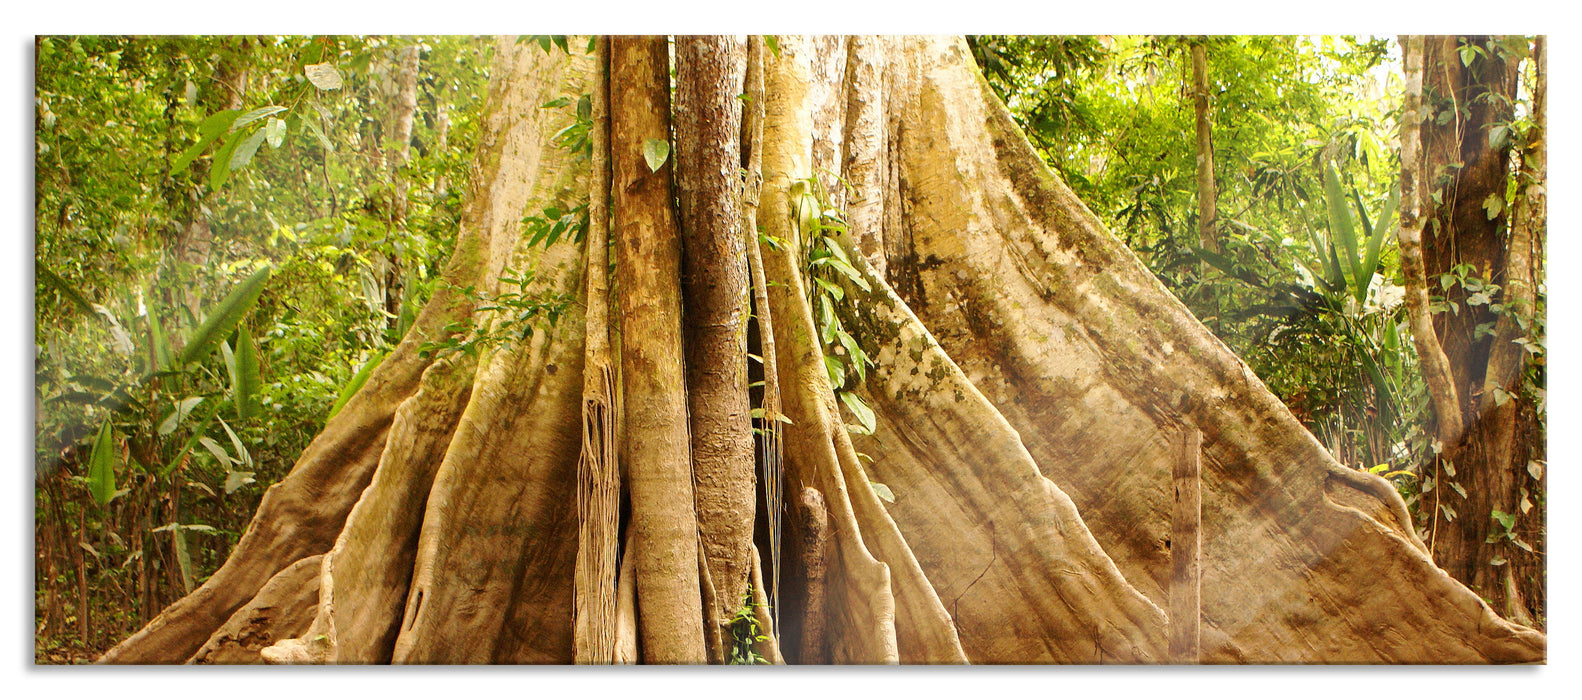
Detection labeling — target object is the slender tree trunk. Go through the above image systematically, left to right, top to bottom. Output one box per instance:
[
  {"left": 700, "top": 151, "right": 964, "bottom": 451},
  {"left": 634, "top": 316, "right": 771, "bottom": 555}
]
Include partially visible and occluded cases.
[
  {"left": 609, "top": 35, "right": 708, "bottom": 664},
  {"left": 674, "top": 35, "right": 756, "bottom": 649},
  {"left": 1397, "top": 35, "right": 1466, "bottom": 452},
  {"left": 572, "top": 36, "right": 621, "bottom": 665},
  {"left": 1190, "top": 39, "right": 1218, "bottom": 254},
  {"left": 385, "top": 44, "right": 421, "bottom": 329}
]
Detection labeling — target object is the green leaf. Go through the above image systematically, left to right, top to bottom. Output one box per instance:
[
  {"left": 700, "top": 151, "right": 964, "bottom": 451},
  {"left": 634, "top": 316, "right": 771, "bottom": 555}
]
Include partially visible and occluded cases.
[
  {"left": 764, "top": 36, "right": 781, "bottom": 58},
  {"left": 305, "top": 62, "right": 343, "bottom": 90},
  {"left": 232, "top": 106, "right": 288, "bottom": 131},
  {"left": 171, "top": 109, "right": 243, "bottom": 174},
  {"left": 265, "top": 117, "right": 287, "bottom": 149},
  {"left": 304, "top": 118, "right": 335, "bottom": 152},
  {"left": 228, "top": 127, "right": 268, "bottom": 172},
  {"left": 209, "top": 129, "right": 244, "bottom": 190},
  {"left": 642, "top": 138, "right": 670, "bottom": 172},
  {"left": 1322, "top": 162, "right": 1362, "bottom": 302},
  {"left": 1359, "top": 187, "right": 1399, "bottom": 296},
  {"left": 813, "top": 255, "right": 871, "bottom": 292},
  {"left": 35, "top": 263, "right": 95, "bottom": 315},
  {"left": 177, "top": 267, "right": 272, "bottom": 366},
  {"left": 813, "top": 275, "right": 845, "bottom": 302},
  {"left": 147, "top": 301, "right": 171, "bottom": 373},
  {"left": 234, "top": 324, "right": 262, "bottom": 422},
  {"left": 835, "top": 329, "right": 868, "bottom": 382},
  {"left": 220, "top": 339, "right": 238, "bottom": 399},
  {"left": 328, "top": 351, "right": 387, "bottom": 420},
  {"left": 824, "top": 355, "right": 846, "bottom": 387},
  {"left": 839, "top": 390, "right": 877, "bottom": 435},
  {"left": 158, "top": 396, "right": 205, "bottom": 436},
  {"left": 219, "top": 417, "right": 252, "bottom": 469},
  {"left": 86, "top": 419, "right": 117, "bottom": 507},
  {"left": 198, "top": 436, "right": 233, "bottom": 467},
  {"left": 869, "top": 480, "right": 894, "bottom": 503},
  {"left": 1490, "top": 509, "right": 1516, "bottom": 531},
  {"left": 173, "top": 528, "right": 194, "bottom": 593}
]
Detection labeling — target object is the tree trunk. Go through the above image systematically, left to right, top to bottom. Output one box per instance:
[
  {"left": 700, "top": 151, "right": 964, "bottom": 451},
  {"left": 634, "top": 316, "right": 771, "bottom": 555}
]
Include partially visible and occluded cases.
[
  {"left": 100, "top": 35, "right": 1545, "bottom": 666},
  {"left": 609, "top": 35, "right": 708, "bottom": 664},
  {"left": 674, "top": 35, "right": 756, "bottom": 648},
  {"left": 1400, "top": 35, "right": 1543, "bottom": 626},
  {"left": 1190, "top": 39, "right": 1218, "bottom": 254}
]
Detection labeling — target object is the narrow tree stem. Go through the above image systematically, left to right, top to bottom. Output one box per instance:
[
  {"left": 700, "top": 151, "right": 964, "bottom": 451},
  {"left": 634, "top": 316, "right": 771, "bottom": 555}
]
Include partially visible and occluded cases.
[{"left": 1396, "top": 34, "right": 1466, "bottom": 452}]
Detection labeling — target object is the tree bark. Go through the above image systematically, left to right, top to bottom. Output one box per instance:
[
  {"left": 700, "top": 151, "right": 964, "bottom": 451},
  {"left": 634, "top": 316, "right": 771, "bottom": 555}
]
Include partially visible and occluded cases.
[
  {"left": 572, "top": 35, "right": 621, "bottom": 665},
  {"left": 609, "top": 35, "right": 708, "bottom": 664},
  {"left": 674, "top": 35, "right": 756, "bottom": 645},
  {"left": 1400, "top": 35, "right": 1542, "bottom": 625},
  {"left": 1190, "top": 39, "right": 1218, "bottom": 254}
]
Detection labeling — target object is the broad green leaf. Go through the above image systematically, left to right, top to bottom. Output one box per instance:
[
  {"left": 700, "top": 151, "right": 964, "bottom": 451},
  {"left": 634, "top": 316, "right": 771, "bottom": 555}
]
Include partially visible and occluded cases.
[
  {"left": 764, "top": 36, "right": 781, "bottom": 58},
  {"left": 305, "top": 62, "right": 343, "bottom": 90},
  {"left": 232, "top": 106, "right": 287, "bottom": 131},
  {"left": 171, "top": 109, "right": 243, "bottom": 174},
  {"left": 265, "top": 117, "right": 287, "bottom": 149},
  {"left": 305, "top": 118, "right": 335, "bottom": 152},
  {"left": 228, "top": 127, "right": 268, "bottom": 172},
  {"left": 209, "top": 129, "right": 244, "bottom": 190},
  {"left": 642, "top": 138, "right": 670, "bottom": 172},
  {"left": 1322, "top": 162, "right": 1362, "bottom": 301},
  {"left": 1360, "top": 187, "right": 1399, "bottom": 297},
  {"left": 1483, "top": 193, "right": 1504, "bottom": 220},
  {"left": 813, "top": 255, "right": 871, "bottom": 292},
  {"left": 35, "top": 263, "right": 95, "bottom": 315},
  {"left": 177, "top": 266, "right": 272, "bottom": 366},
  {"left": 813, "top": 276, "right": 845, "bottom": 301},
  {"left": 147, "top": 301, "right": 171, "bottom": 373},
  {"left": 236, "top": 324, "right": 262, "bottom": 422},
  {"left": 835, "top": 329, "right": 868, "bottom": 382},
  {"left": 220, "top": 339, "right": 238, "bottom": 399},
  {"left": 328, "top": 351, "right": 387, "bottom": 420},
  {"left": 824, "top": 355, "right": 846, "bottom": 387},
  {"left": 839, "top": 390, "right": 877, "bottom": 435},
  {"left": 158, "top": 396, "right": 204, "bottom": 436},
  {"left": 219, "top": 417, "right": 252, "bottom": 469},
  {"left": 87, "top": 419, "right": 116, "bottom": 507},
  {"left": 198, "top": 436, "right": 234, "bottom": 467},
  {"left": 1491, "top": 509, "right": 1516, "bottom": 531},
  {"left": 173, "top": 528, "right": 194, "bottom": 593}
]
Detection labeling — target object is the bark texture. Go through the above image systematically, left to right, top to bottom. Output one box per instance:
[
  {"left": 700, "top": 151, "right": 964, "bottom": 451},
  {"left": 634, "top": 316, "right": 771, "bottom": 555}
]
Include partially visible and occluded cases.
[
  {"left": 101, "top": 35, "right": 1544, "bottom": 667},
  {"left": 609, "top": 35, "right": 707, "bottom": 664},
  {"left": 675, "top": 35, "right": 756, "bottom": 640},
  {"left": 1401, "top": 35, "right": 1544, "bottom": 625},
  {"left": 1190, "top": 40, "right": 1218, "bottom": 253}
]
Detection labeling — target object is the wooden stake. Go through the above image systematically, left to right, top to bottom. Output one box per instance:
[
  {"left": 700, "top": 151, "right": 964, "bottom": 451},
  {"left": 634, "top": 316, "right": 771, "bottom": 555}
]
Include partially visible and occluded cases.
[{"left": 1169, "top": 427, "right": 1201, "bottom": 664}]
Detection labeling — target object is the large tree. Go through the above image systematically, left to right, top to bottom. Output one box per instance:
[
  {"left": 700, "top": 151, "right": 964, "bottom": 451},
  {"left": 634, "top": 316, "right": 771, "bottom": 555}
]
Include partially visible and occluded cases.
[
  {"left": 98, "top": 35, "right": 1543, "bottom": 665},
  {"left": 1397, "top": 35, "right": 1546, "bottom": 627}
]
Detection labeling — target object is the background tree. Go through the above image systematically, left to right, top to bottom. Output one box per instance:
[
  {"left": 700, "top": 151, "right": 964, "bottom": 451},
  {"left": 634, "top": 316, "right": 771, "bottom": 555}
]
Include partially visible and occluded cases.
[
  {"left": 34, "top": 34, "right": 493, "bottom": 661},
  {"left": 1398, "top": 34, "right": 1545, "bottom": 626}
]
